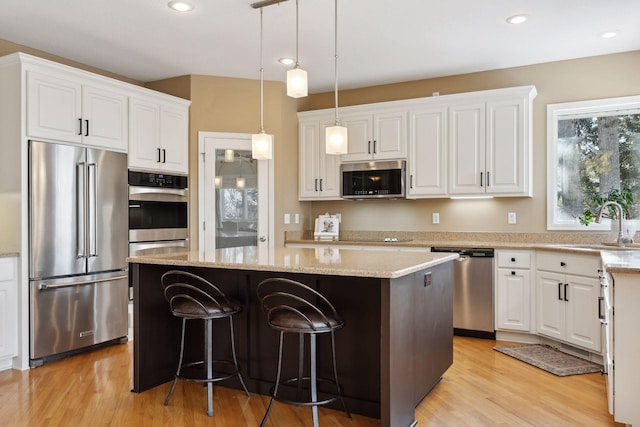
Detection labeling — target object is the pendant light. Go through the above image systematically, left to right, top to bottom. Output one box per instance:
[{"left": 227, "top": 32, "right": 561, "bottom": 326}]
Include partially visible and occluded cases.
[
  {"left": 286, "top": 0, "right": 307, "bottom": 98},
  {"left": 325, "top": 0, "right": 348, "bottom": 155},
  {"left": 251, "top": 6, "right": 274, "bottom": 160}
]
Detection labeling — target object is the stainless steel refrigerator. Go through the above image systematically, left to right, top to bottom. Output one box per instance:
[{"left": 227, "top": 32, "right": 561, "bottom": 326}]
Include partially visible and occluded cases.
[{"left": 29, "top": 140, "right": 129, "bottom": 366}]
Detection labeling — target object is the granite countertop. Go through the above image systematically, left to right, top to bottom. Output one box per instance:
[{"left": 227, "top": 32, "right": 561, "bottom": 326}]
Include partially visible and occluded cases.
[
  {"left": 127, "top": 247, "right": 459, "bottom": 279},
  {"left": 601, "top": 250, "right": 640, "bottom": 274},
  {"left": 0, "top": 252, "right": 19, "bottom": 258}
]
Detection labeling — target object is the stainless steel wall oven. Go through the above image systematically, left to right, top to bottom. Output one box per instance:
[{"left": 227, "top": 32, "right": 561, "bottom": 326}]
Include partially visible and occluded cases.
[{"left": 128, "top": 171, "right": 189, "bottom": 257}]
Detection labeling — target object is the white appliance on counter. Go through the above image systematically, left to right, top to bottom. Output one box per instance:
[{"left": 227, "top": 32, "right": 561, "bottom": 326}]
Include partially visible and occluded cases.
[{"left": 28, "top": 140, "right": 129, "bottom": 366}]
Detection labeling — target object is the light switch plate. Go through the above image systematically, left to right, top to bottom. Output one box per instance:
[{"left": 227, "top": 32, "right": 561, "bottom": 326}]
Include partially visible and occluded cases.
[
  {"left": 508, "top": 212, "right": 517, "bottom": 224},
  {"left": 284, "top": 213, "right": 290, "bottom": 225},
  {"left": 294, "top": 213, "right": 300, "bottom": 224},
  {"left": 432, "top": 213, "right": 440, "bottom": 224}
]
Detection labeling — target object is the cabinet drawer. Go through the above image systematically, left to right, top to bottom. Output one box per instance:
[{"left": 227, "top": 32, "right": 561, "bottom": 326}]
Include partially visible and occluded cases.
[
  {"left": 497, "top": 250, "right": 531, "bottom": 269},
  {"left": 536, "top": 251, "right": 599, "bottom": 277},
  {"left": 0, "top": 258, "right": 15, "bottom": 281}
]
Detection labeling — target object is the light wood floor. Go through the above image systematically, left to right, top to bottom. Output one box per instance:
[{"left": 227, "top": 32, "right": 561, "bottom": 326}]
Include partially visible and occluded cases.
[{"left": 0, "top": 336, "right": 622, "bottom": 426}]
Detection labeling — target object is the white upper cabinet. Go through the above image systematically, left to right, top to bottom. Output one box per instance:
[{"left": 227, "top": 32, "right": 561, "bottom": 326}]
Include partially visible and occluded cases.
[
  {"left": 27, "top": 70, "right": 128, "bottom": 151},
  {"left": 448, "top": 87, "right": 535, "bottom": 196},
  {"left": 128, "top": 96, "right": 189, "bottom": 174},
  {"left": 407, "top": 105, "right": 448, "bottom": 197},
  {"left": 340, "top": 109, "right": 407, "bottom": 162},
  {"left": 298, "top": 115, "right": 341, "bottom": 200}
]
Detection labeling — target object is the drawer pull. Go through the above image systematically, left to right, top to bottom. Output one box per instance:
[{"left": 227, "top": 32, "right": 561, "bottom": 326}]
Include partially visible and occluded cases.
[{"left": 511, "top": 271, "right": 516, "bottom": 276}]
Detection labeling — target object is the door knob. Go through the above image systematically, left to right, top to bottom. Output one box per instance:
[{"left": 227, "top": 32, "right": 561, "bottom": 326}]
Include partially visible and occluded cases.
[{"left": 259, "top": 236, "right": 267, "bottom": 242}]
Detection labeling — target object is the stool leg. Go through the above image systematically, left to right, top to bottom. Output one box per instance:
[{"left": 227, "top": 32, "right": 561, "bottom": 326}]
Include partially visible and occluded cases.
[
  {"left": 228, "top": 316, "right": 249, "bottom": 397},
  {"left": 165, "top": 318, "right": 186, "bottom": 406},
  {"left": 205, "top": 318, "right": 214, "bottom": 417},
  {"left": 260, "top": 331, "right": 284, "bottom": 427},
  {"left": 330, "top": 331, "right": 351, "bottom": 419},
  {"left": 297, "top": 332, "right": 304, "bottom": 401},
  {"left": 310, "top": 333, "right": 319, "bottom": 427}
]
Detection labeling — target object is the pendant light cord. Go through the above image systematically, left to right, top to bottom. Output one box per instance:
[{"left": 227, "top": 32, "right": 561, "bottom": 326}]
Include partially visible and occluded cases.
[
  {"left": 295, "top": 0, "right": 300, "bottom": 68},
  {"left": 333, "top": 0, "right": 339, "bottom": 125},
  {"left": 260, "top": 7, "right": 265, "bottom": 132}
]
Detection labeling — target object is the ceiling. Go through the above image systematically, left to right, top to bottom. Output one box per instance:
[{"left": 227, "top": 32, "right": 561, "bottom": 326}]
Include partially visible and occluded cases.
[{"left": 1, "top": 0, "right": 639, "bottom": 93}]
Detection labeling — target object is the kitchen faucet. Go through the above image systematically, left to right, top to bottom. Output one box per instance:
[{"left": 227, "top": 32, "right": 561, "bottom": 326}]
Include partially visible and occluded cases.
[{"left": 595, "top": 201, "right": 625, "bottom": 248}]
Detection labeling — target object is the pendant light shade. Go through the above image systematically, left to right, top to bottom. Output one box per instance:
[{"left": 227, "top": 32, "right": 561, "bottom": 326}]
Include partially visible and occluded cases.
[
  {"left": 286, "top": 0, "right": 307, "bottom": 98},
  {"left": 326, "top": 0, "right": 347, "bottom": 155},
  {"left": 252, "top": 7, "right": 274, "bottom": 160},
  {"left": 287, "top": 66, "right": 308, "bottom": 98},
  {"left": 326, "top": 125, "right": 348, "bottom": 155},
  {"left": 252, "top": 131, "right": 274, "bottom": 160}
]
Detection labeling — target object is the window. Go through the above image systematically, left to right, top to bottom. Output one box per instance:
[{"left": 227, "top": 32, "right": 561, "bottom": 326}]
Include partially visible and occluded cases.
[{"left": 547, "top": 96, "right": 640, "bottom": 230}]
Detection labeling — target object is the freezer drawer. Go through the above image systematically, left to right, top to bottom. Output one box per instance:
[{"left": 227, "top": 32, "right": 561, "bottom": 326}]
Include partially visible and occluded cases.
[{"left": 30, "top": 272, "right": 128, "bottom": 362}]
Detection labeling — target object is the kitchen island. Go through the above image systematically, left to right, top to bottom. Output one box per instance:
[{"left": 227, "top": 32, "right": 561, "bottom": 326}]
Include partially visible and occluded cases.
[{"left": 129, "top": 247, "right": 457, "bottom": 427}]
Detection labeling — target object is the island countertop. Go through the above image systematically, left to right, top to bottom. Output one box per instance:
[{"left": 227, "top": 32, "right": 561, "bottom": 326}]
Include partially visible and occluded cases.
[{"left": 127, "top": 246, "right": 458, "bottom": 279}]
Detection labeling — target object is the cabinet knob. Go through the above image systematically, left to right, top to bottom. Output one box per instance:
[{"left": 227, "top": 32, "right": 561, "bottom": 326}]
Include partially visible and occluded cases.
[
  {"left": 511, "top": 257, "right": 516, "bottom": 262},
  {"left": 560, "top": 261, "right": 566, "bottom": 267},
  {"left": 511, "top": 271, "right": 516, "bottom": 276}
]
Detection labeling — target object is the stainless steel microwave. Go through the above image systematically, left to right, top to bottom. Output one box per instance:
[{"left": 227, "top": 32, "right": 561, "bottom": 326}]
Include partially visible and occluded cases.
[{"left": 341, "top": 160, "right": 406, "bottom": 199}]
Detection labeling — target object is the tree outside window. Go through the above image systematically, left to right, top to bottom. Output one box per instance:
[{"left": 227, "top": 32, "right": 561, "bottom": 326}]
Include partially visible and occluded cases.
[{"left": 547, "top": 96, "right": 640, "bottom": 230}]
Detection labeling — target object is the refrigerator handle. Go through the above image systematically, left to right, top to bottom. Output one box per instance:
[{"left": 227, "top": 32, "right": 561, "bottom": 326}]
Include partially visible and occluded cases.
[
  {"left": 76, "top": 162, "right": 86, "bottom": 258},
  {"left": 87, "top": 163, "right": 98, "bottom": 257},
  {"left": 38, "top": 274, "right": 128, "bottom": 290}
]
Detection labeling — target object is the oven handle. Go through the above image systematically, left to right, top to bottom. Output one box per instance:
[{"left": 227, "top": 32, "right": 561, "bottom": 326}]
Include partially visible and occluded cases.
[
  {"left": 129, "top": 187, "right": 187, "bottom": 197},
  {"left": 130, "top": 241, "right": 188, "bottom": 251}
]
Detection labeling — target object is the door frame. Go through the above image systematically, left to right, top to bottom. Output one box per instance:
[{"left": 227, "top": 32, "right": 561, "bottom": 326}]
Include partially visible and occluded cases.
[{"left": 197, "top": 131, "right": 274, "bottom": 251}]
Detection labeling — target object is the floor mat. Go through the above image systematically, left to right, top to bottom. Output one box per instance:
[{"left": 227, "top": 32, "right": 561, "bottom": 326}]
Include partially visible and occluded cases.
[{"left": 493, "top": 344, "right": 602, "bottom": 376}]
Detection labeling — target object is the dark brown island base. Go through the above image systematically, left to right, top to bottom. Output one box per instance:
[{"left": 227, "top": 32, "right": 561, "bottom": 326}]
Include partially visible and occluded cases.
[{"left": 129, "top": 247, "right": 457, "bottom": 427}]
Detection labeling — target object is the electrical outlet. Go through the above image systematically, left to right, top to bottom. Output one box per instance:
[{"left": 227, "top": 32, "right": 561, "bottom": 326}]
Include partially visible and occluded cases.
[
  {"left": 508, "top": 212, "right": 517, "bottom": 224},
  {"left": 284, "top": 213, "right": 290, "bottom": 225},
  {"left": 294, "top": 213, "right": 300, "bottom": 224},
  {"left": 432, "top": 213, "right": 440, "bottom": 224}
]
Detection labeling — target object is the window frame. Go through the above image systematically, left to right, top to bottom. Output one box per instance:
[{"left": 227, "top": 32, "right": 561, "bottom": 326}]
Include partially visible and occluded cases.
[{"left": 546, "top": 95, "right": 640, "bottom": 230}]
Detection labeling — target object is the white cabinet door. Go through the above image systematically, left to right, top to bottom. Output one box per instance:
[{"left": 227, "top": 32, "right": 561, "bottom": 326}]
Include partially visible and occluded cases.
[
  {"left": 26, "top": 70, "right": 82, "bottom": 143},
  {"left": 26, "top": 71, "right": 128, "bottom": 151},
  {"left": 82, "top": 84, "right": 128, "bottom": 151},
  {"left": 128, "top": 97, "right": 161, "bottom": 171},
  {"left": 128, "top": 97, "right": 189, "bottom": 174},
  {"left": 486, "top": 98, "right": 526, "bottom": 195},
  {"left": 448, "top": 102, "right": 486, "bottom": 194},
  {"left": 160, "top": 105, "right": 189, "bottom": 174},
  {"left": 407, "top": 106, "right": 447, "bottom": 197},
  {"left": 340, "top": 110, "right": 407, "bottom": 162},
  {"left": 373, "top": 111, "right": 407, "bottom": 160},
  {"left": 340, "top": 113, "right": 373, "bottom": 162},
  {"left": 298, "top": 118, "right": 341, "bottom": 200},
  {"left": 0, "top": 257, "right": 18, "bottom": 361},
  {"left": 496, "top": 268, "right": 531, "bottom": 332},
  {"left": 536, "top": 270, "right": 565, "bottom": 341},
  {"left": 565, "top": 275, "right": 601, "bottom": 351}
]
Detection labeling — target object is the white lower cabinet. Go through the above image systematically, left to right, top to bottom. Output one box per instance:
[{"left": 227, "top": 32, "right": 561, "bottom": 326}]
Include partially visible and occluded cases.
[
  {"left": 496, "top": 250, "right": 532, "bottom": 332},
  {"left": 535, "top": 251, "right": 601, "bottom": 352},
  {"left": 0, "top": 257, "right": 18, "bottom": 369}
]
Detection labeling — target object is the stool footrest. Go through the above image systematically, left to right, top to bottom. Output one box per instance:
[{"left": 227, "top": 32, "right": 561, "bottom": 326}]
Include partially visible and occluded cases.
[
  {"left": 177, "top": 360, "right": 242, "bottom": 384},
  {"left": 270, "top": 376, "right": 344, "bottom": 407}
]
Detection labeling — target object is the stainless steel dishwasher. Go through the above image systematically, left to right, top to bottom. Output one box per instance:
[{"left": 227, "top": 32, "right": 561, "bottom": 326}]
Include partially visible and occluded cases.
[{"left": 431, "top": 247, "right": 495, "bottom": 339}]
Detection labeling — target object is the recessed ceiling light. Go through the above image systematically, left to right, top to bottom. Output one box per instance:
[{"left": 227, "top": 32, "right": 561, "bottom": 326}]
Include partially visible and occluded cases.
[
  {"left": 168, "top": 1, "right": 194, "bottom": 12},
  {"left": 506, "top": 15, "right": 527, "bottom": 25},
  {"left": 600, "top": 31, "right": 617, "bottom": 39},
  {"left": 279, "top": 58, "right": 295, "bottom": 66}
]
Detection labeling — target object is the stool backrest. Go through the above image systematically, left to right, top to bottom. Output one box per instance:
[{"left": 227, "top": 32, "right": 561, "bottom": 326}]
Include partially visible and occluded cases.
[
  {"left": 161, "top": 270, "right": 234, "bottom": 316},
  {"left": 256, "top": 277, "right": 342, "bottom": 331}
]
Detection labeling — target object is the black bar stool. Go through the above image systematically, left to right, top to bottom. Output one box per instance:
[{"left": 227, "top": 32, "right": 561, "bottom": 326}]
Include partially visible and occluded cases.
[
  {"left": 161, "top": 270, "right": 249, "bottom": 416},
  {"left": 257, "top": 277, "right": 351, "bottom": 427}
]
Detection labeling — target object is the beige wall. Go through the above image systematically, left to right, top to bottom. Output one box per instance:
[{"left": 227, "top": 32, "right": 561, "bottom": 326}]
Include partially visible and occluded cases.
[{"left": 301, "top": 51, "right": 640, "bottom": 235}]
